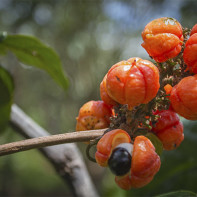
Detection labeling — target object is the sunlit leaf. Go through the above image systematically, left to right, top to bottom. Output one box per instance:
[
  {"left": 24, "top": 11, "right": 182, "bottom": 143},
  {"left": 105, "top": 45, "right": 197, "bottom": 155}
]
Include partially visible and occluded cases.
[
  {"left": 0, "top": 33, "right": 68, "bottom": 90},
  {"left": 0, "top": 66, "right": 14, "bottom": 131}
]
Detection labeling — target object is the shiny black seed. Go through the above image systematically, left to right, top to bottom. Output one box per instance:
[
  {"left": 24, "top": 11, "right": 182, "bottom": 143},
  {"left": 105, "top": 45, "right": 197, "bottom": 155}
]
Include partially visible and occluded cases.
[{"left": 108, "top": 147, "right": 131, "bottom": 176}]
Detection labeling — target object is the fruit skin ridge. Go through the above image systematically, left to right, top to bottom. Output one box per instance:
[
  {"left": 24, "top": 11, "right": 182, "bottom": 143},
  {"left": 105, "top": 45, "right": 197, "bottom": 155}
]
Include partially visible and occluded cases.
[
  {"left": 141, "top": 17, "right": 183, "bottom": 62},
  {"left": 106, "top": 57, "right": 160, "bottom": 109}
]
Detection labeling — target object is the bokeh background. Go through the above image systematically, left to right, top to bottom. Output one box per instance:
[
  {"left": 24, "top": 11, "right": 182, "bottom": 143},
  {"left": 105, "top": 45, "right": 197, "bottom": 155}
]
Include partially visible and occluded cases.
[{"left": 0, "top": 0, "right": 197, "bottom": 196}]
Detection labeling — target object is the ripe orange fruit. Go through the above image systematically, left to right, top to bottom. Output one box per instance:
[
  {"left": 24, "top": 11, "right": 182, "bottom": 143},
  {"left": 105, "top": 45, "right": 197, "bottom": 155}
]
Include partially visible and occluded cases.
[
  {"left": 141, "top": 17, "right": 183, "bottom": 62},
  {"left": 190, "top": 24, "right": 197, "bottom": 36},
  {"left": 183, "top": 33, "right": 197, "bottom": 73},
  {"left": 106, "top": 57, "right": 160, "bottom": 109},
  {"left": 100, "top": 74, "right": 117, "bottom": 107},
  {"left": 170, "top": 75, "right": 197, "bottom": 120},
  {"left": 76, "top": 100, "right": 112, "bottom": 131},
  {"left": 152, "top": 110, "right": 184, "bottom": 150},
  {"left": 95, "top": 129, "right": 131, "bottom": 167},
  {"left": 115, "top": 136, "right": 161, "bottom": 189}
]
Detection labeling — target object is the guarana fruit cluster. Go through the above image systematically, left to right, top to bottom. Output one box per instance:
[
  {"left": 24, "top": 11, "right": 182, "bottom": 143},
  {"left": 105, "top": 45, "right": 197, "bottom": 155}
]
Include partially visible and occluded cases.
[{"left": 76, "top": 17, "right": 197, "bottom": 190}]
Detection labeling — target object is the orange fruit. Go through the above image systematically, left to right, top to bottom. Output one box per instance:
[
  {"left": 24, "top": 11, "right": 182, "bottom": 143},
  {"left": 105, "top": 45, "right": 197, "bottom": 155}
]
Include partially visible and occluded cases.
[
  {"left": 141, "top": 17, "right": 183, "bottom": 62},
  {"left": 190, "top": 24, "right": 197, "bottom": 36},
  {"left": 183, "top": 33, "right": 197, "bottom": 73},
  {"left": 106, "top": 58, "right": 160, "bottom": 109},
  {"left": 100, "top": 74, "right": 117, "bottom": 107},
  {"left": 170, "top": 75, "right": 197, "bottom": 120},
  {"left": 76, "top": 100, "right": 112, "bottom": 131},
  {"left": 95, "top": 129, "right": 131, "bottom": 167},
  {"left": 115, "top": 136, "right": 161, "bottom": 189}
]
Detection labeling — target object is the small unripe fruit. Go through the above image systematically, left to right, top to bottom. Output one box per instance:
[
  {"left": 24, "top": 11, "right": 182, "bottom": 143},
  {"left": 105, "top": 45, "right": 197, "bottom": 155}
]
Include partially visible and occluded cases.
[{"left": 164, "top": 84, "right": 172, "bottom": 96}]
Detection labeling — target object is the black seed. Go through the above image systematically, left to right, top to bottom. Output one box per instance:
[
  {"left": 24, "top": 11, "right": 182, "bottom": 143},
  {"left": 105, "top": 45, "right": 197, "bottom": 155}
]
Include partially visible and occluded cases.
[{"left": 108, "top": 147, "right": 131, "bottom": 176}]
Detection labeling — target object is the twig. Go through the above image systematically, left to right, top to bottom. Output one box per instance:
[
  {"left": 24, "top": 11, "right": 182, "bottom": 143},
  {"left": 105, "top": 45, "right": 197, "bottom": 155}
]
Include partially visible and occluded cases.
[
  {"left": 9, "top": 104, "right": 100, "bottom": 197},
  {"left": 0, "top": 128, "right": 105, "bottom": 156}
]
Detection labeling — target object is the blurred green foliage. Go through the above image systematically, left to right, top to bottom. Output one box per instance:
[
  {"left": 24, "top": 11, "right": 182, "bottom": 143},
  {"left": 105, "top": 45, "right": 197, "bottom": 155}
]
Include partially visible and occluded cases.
[
  {"left": 0, "top": 0, "right": 197, "bottom": 196},
  {"left": 0, "top": 34, "right": 69, "bottom": 90},
  {"left": 0, "top": 66, "right": 14, "bottom": 131},
  {"left": 155, "top": 190, "right": 196, "bottom": 197}
]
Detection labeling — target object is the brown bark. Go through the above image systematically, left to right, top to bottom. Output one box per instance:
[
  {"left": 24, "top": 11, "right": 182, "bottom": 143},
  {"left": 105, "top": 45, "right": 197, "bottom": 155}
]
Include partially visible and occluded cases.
[{"left": 0, "top": 128, "right": 105, "bottom": 156}]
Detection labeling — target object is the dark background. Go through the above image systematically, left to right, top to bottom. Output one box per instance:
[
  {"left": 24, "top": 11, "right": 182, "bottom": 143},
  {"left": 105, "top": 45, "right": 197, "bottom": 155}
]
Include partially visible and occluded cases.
[{"left": 0, "top": 0, "right": 197, "bottom": 196}]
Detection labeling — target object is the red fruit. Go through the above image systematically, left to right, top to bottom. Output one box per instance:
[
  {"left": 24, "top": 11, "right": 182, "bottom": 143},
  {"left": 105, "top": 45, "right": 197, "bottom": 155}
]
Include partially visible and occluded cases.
[
  {"left": 141, "top": 17, "right": 183, "bottom": 62},
  {"left": 190, "top": 24, "right": 197, "bottom": 36},
  {"left": 183, "top": 33, "right": 197, "bottom": 73},
  {"left": 106, "top": 57, "right": 160, "bottom": 109},
  {"left": 100, "top": 74, "right": 117, "bottom": 107},
  {"left": 170, "top": 75, "right": 197, "bottom": 120},
  {"left": 76, "top": 100, "right": 112, "bottom": 131},
  {"left": 152, "top": 110, "right": 184, "bottom": 150},
  {"left": 95, "top": 129, "right": 131, "bottom": 167},
  {"left": 115, "top": 136, "right": 161, "bottom": 189}
]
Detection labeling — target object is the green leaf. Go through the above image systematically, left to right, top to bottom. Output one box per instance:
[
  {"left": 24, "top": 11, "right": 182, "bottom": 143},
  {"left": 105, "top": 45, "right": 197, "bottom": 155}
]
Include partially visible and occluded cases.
[
  {"left": 0, "top": 33, "right": 68, "bottom": 90},
  {"left": 0, "top": 66, "right": 14, "bottom": 131},
  {"left": 146, "top": 132, "right": 163, "bottom": 156},
  {"left": 155, "top": 190, "right": 196, "bottom": 197}
]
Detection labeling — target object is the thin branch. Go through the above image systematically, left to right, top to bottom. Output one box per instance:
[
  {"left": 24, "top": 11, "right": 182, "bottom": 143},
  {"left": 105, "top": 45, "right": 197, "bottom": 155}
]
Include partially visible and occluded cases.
[
  {"left": 9, "top": 104, "right": 100, "bottom": 197},
  {"left": 0, "top": 129, "right": 105, "bottom": 156}
]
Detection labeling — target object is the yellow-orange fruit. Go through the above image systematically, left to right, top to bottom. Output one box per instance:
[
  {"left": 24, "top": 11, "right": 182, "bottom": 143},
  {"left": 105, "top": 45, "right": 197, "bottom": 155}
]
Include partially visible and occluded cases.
[
  {"left": 141, "top": 17, "right": 183, "bottom": 62},
  {"left": 106, "top": 58, "right": 160, "bottom": 109},
  {"left": 170, "top": 75, "right": 197, "bottom": 120},
  {"left": 76, "top": 100, "right": 112, "bottom": 131},
  {"left": 115, "top": 136, "right": 161, "bottom": 189}
]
